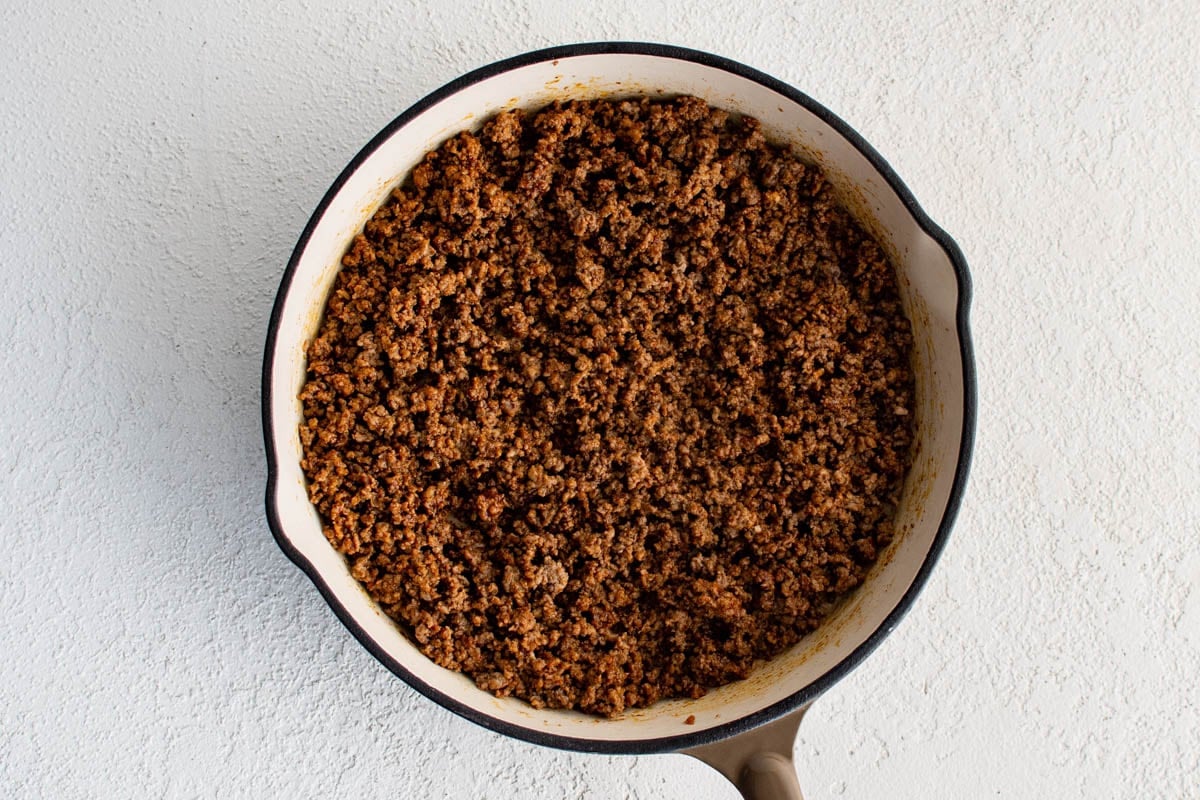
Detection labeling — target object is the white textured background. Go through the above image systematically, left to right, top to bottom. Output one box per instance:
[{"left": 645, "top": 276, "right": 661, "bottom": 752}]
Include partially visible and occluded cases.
[{"left": 2, "top": 1, "right": 1198, "bottom": 797}]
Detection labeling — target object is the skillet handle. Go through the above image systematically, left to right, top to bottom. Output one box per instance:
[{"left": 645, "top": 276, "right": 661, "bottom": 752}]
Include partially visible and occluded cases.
[
  {"left": 684, "top": 704, "right": 808, "bottom": 799},
  {"left": 736, "top": 750, "right": 804, "bottom": 799}
]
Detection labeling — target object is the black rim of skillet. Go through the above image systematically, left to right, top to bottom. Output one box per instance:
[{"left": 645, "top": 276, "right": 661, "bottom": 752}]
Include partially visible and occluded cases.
[{"left": 262, "top": 41, "right": 977, "bottom": 755}]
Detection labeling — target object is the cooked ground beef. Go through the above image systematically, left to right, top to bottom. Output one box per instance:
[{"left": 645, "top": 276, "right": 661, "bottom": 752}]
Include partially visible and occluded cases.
[{"left": 299, "top": 95, "right": 914, "bottom": 716}]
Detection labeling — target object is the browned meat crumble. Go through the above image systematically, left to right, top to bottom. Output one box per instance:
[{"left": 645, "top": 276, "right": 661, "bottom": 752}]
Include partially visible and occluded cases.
[{"left": 299, "top": 96, "right": 915, "bottom": 716}]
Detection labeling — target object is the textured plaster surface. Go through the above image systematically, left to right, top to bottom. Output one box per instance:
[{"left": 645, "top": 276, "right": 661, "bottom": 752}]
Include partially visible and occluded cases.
[{"left": 2, "top": 1, "right": 1198, "bottom": 797}]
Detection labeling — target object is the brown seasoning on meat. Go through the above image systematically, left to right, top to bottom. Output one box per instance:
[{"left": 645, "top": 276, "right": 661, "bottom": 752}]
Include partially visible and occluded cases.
[{"left": 299, "top": 96, "right": 915, "bottom": 716}]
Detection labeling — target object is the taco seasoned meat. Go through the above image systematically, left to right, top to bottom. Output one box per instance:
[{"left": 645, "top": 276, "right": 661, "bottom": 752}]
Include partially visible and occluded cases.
[{"left": 299, "top": 96, "right": 915, "bottom": 716}]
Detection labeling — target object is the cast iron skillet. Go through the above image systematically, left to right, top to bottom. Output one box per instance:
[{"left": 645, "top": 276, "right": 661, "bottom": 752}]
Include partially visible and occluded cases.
[{"left": 263, "top": 43, "right": 975, "bottom": 798}]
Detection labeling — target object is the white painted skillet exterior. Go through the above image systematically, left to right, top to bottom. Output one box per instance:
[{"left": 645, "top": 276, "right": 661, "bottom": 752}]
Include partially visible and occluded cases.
[{"left": 262, "top": 43, "right": 976, "bottom": 762}]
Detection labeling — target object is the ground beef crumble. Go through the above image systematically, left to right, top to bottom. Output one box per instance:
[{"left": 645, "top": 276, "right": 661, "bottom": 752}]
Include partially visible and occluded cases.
[{"left": 299, "top": 96, "right": 915, "bottom": 716}]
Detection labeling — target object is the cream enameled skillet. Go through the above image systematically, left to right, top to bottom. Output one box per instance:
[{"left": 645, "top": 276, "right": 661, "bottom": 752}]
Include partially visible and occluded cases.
[{"left": 263, "top": 43, "right": 975, "bottom": 798}]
